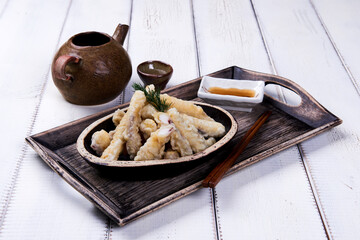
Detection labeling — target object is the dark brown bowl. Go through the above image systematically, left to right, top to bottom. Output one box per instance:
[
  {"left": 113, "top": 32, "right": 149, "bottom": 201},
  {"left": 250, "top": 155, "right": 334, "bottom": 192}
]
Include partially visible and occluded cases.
[
  {"left": 137, "top": 60, "right": 173, "bottom": 90},
  {"left": 76, "top": 101, "right": 237, "bottom": 168}
]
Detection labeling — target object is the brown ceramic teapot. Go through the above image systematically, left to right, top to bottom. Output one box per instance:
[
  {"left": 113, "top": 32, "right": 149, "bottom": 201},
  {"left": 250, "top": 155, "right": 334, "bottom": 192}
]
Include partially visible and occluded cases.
[{"left": 51, "top": 24, "right": 132, "bottom": 105}]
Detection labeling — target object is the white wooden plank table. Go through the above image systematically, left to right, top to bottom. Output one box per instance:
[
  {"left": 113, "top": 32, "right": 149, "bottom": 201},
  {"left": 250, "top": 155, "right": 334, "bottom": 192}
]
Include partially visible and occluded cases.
[{"left": 0, "top": 0, "right": 358, "bottom": 239}]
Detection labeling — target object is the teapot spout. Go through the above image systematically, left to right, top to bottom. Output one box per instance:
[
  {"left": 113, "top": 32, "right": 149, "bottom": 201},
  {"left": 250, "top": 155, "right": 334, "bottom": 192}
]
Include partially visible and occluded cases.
[{"left": 113, "top": 24, "right": 129, "bottom": 45}]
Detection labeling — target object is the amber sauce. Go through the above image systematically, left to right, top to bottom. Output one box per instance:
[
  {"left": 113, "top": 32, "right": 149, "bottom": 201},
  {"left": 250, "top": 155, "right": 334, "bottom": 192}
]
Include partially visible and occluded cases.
[{"left": 208, "top": 87, "right": 256, "bottom": 98}]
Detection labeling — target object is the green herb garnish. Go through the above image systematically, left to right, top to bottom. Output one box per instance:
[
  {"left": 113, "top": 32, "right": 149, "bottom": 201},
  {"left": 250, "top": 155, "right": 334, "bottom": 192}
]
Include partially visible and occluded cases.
[{"left": 132, "top": 83, "right": 172, "bottom": 112}]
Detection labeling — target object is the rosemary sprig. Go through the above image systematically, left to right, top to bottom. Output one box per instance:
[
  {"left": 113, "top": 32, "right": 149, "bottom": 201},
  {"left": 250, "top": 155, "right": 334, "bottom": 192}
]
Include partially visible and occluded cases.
[{"left": 132, "top": 83, "right": 172, "bottom": 112}]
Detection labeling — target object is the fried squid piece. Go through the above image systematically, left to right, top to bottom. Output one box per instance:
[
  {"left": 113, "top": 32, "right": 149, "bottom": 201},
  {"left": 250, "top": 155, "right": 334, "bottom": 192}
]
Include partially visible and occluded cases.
[
  {"left": 146, "top": 84, "right": 155, "bottom": 91},
  {"left": 101, "top": 91, "right": 146, "bottom": 160},
  {"left": 124, "top": 91, "right": 147, "bottom": 159},
  {"left": 160, "top": 94, "right": 214, "bottom": 121},
  {"left": 140, "top": 104, "right": 158, "bottom": 119},
  {"left": 167, "top": 108, "right": 208, "bottom": 153},
  {"left": 112, "top": 109, "right": 125, "bottom": 126},
  {"left": 153, "top": 112, "right": 172, "bottom": 126},
  {"left": 154, "top": 112, "right": 193, "bottom": 157},
  {"left": 182, "top": 114, "right": 225, "bottom": 138},
  {"left": 140, "top": 119, "right": 157, "bottom": 139},
  {"left": 100, "top": 124, "right": 126, "bottom": 161},
  {"left": 134, "top": 125, "right": 175, "bottom": 161},
  {"left": 91, "top": 130, "right": 111, "bottom": 155},
  {"left": 170, "top": 130, "right": 193, "bottom": 157},
  {"left": 205, "top": 137, "right": 216, "bottom": 147},
  {"left": 164, "top": 150, "right": 180, "bottom": 159}
]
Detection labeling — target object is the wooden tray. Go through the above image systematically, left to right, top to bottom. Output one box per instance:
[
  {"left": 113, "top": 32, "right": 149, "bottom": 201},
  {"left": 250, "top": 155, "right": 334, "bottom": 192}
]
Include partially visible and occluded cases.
[{"left": 26, "top": 66, "right": 342, "bottom": 226}]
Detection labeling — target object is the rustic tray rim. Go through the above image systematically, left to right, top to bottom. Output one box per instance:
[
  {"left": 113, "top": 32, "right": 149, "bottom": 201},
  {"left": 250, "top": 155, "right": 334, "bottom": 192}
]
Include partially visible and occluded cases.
[{"left": 26, "top": 65, "right": 342, "bottom": 226}]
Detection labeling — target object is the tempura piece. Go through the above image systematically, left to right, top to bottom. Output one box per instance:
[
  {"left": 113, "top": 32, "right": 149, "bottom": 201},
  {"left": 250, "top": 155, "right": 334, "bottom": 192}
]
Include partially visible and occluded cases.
[
  {"left": 97, "top": 84, "right": 224, "bottom": 161},
  {"left": 146, "top": 84, "right": 155, "bottom": 91},
  {"left": 101, "top": 90, "right": 146, "bottom": 160},
  {"left": 124, "top": 91, "right": 147, "bottom": 159},
  {"left": 160, "top": 94, "right": 214, "bottom": 121},
  {"left": 140, "top": 104, "right": 158, "bottom": 119},
  {"left": 167, "top": 108, "right": 208, "bottom": 153},
  {"left": 112, "top": 109, "right": 125, "bottom": 126},
  {"left": 153, "top": 112, "right": 172, "bottom": 126},
  {"left": 154, "top": 112, "right": 193, "bottom": 157},
  {"left": 182, "top": 114, "right": 225, "bottom": 138},
  {"left": 140, "top": 119, "right": 157, "bottom": 139},
  {"left": 100, "top": 124, "right": 126, "bottom": 161},
  {"left": 134, "top": 125, "right": 175, "bottom": 161},
  {"left": 91, "top": 130, "right": 111, "bottom": 155},
  {"left": 109, "top": 130, "right": 116, "bottom": 139},
  {"left": 170, "top": 130, "right": 193, "bottom": 157},
  {"left": 205, "top": 137, "right": 216, "bottom": 147},
  {"left": 164, "top": 150, "right": 180, "bottom": 159}
]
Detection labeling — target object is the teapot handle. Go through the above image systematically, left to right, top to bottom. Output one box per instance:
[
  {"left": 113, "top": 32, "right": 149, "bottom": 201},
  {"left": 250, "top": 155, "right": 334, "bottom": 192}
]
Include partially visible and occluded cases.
[{"left": 53, "top": 55, "right": 81, "bottom": 81}]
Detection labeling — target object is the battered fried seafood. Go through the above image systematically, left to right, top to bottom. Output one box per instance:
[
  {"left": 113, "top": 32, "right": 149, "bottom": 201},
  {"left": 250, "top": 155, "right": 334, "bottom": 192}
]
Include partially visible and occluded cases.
[
  {"left": 90, "top": 83, "right": 226, "bottom": 161},
  {"left": 133, "top": 83, "right": 172, "bottom": 112},
  {"left": 101, "top": 90, "right": 146, "bottom": 160},
  {"left": 161, "top": 94, "right": 214, "bottom": 121},
  {"left": 140, "top": 104, "right": 158, "bottom": 119},
  {"left": 167, "top": 108, "right": 208, "bottom": 153},
  {"left": 112, "top": 109, "right": 125, "bottom": 126},
  {"left": 153, "top": 112, "right": 172, "bottom": 126},
  {"left": 154, "top": 112, "right": 193, "bottom": 157},
  {"left": 182, "top": 114, "right": 225, "bottom": 137},
  {"left": 140, "top": 119, "right": 157, "bottom": 139},
  {"left": 100, "top": 125, "right": 126, "bottom": 161},
  {"left": 134, "top": 125, "right": 175, "bottom": 161},
  {"left": 170, "top": 129, "right": 193, "bottom": 157},
  {"left": 91, "top": 130, "right": 111, "bottom": 155},
  {"left": 205, "top": 137, "right": 216, "bottom": 146},
  {"left": 164, "top": 150, "right": 180, "bottom": 159}
]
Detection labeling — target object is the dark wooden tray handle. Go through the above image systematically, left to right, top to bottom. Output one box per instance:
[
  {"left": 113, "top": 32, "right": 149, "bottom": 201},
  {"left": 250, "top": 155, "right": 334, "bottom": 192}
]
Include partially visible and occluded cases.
[{"left": 237, "top": 68, "right": 339, "bottom": 128}]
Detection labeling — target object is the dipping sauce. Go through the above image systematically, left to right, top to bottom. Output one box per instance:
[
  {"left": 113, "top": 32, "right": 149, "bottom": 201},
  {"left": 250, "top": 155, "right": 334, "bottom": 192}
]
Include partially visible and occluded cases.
[{"left": 208, "top": 87, "right": 256, "bottom": 98}]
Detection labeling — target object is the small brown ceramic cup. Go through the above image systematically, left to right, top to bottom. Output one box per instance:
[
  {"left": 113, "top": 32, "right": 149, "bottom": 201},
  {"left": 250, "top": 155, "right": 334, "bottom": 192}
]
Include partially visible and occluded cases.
[{"left": 137, "top": 60, "right": 173, "bottom": 90}]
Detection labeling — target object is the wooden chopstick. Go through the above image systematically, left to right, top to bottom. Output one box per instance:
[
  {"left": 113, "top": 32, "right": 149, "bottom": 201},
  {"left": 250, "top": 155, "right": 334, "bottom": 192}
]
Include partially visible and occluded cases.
[{"left": 202, "top": 110, "right": 272, "bottom": 188}]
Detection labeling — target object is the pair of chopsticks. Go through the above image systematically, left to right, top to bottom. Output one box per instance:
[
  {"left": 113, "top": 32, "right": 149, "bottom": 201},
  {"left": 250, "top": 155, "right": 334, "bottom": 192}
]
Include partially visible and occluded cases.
[{"left": 202, "top": 110, "right": 272, "bottom": 188}]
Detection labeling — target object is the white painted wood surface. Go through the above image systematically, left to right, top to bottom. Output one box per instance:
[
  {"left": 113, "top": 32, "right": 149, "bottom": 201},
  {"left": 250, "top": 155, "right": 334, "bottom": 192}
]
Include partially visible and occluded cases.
[
  {"left": 0, "top": 0, "right": 359, "bottom": 239},
  {"left": 0, "top": 0, "right": 71, "bottom": 228},
  {"left": 1, "top": 0, "right": 131, "bottom": 239},
  {"left": 123, "top": 0, "right": 200, "bottom": 102},
  {"left": 193, "top": 0, "right": 327, "bottom": 239},
  {"left": 252, "top": 0, "right": 360, "bottom": 239},
  {"left": 311, "top": 0, "right": 360, "bottom": 94}
]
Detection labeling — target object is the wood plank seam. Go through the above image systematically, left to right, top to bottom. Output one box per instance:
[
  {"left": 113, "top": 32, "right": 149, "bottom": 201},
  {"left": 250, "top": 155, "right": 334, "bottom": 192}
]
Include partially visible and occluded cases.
[
  {"left": 0, "top": 0, "right": 74, "bottom": 234},
  {"left": 0, "top": 0, "right": 10, "bottom": 19},
  {"left": 104, "top": 0, "right": 133, "bottom": 234},
  {"left": 119, "top": 0, "right": 135, "bottom": 106},
  {"left": 190, "top": 0, "right": 221, "bottom": 237},
  {"left": 190, "top": 0, "right": 202, "bottom": 78},
  {"left": 247, "top": 0, "right": 289, "bottom": 110},
  {"left": 248, "top": 0, "right": 287, "bottom": 104},
  {"left": 249, "top": 0, "right": 332, "bottom": 239},
  {"left": 309, "top": 0, "right": 360, "bottom": 97},
  {"left": 105, "top": 1, "right": 135, "bottom": 232},
  {"left": 296, "top": 144, "right": 333, "bottom": 240},
  {"left": 0, "top": 145, "right": 26, "bottom": 232},
  {"left": 210, "top": 188, "right": 222, "bottom": 240},
  {"left": 104, "top": 218, "right": 112, "bottom": 240}
]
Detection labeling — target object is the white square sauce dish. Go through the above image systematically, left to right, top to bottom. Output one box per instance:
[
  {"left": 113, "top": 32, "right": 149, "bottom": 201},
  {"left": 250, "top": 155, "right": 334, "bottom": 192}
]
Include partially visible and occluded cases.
[{"left": 197, "top": 76, "right": 265, "bottom": 112}]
